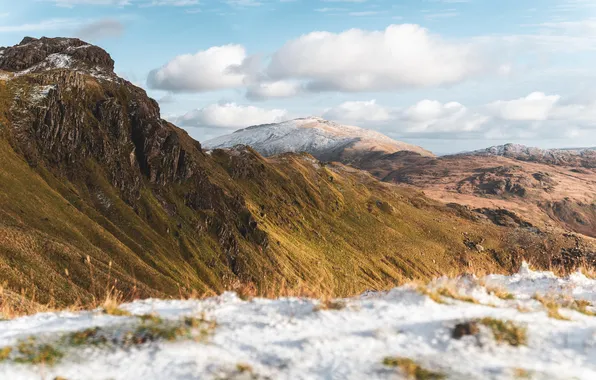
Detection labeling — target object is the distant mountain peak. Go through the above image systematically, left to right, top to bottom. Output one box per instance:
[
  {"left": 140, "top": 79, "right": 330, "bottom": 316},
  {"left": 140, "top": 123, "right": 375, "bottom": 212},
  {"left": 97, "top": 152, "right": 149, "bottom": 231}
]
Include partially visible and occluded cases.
[
  {"left": 204, "top": 117, "right": 434, "bottom": 162},
  {"left": 458, "top": 143, "right": 596, "bottom": 167}
]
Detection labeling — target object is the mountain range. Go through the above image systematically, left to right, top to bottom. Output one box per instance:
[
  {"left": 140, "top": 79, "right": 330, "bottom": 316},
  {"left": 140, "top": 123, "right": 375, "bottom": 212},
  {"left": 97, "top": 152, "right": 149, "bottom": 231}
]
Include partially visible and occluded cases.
[
  {"left": 0, "top": 37, "right": 593, "bottom": 310},
  {"left": 209, "top": 120, "right": 596, "bottom": 239}
]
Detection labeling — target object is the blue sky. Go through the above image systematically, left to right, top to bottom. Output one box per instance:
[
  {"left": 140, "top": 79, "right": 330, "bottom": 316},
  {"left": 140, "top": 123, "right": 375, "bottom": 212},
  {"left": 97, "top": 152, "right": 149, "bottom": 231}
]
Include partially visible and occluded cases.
[{"left": 1, "top": 0, "right": 596, "bottom": 153}]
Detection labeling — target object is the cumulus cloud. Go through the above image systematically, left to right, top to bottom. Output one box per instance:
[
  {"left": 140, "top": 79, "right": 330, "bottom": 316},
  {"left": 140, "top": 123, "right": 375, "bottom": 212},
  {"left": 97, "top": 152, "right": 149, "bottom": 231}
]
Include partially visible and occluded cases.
[
  {"left": 75, "top": 18, "right": 124, "bottom": 40},
  {"left": 147, "top": 24, "right": 492, "bottom": 98},
  {"left": 267, "top": 24, "right": 482, "bottom": 92},
  {"left": 147, "top": 45, "right": 248, "bottom": 92},
  {"left": 246, "top": 81, "right": 304, "bottom": 100},
  {"left": 321, "top": 92, "right": 596, "bottom": 140},
  {"left": 486, "top": 92, "right": 561, "bottom": 121},
  {"left": 323, "top": 100, "right": 392, "bottom": 122},
  {"left": 400, "top": 100, "right": 489, "bottom": 133},
  {"left": 175, "top": 103, "right": 288, "bottom": 129}
]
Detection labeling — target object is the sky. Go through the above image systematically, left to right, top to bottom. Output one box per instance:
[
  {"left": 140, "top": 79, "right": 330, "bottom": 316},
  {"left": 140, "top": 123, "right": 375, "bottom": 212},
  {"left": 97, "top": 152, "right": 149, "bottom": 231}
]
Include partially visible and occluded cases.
[{"left": 1, "top": 0, "right": 596, "bottom": 153}]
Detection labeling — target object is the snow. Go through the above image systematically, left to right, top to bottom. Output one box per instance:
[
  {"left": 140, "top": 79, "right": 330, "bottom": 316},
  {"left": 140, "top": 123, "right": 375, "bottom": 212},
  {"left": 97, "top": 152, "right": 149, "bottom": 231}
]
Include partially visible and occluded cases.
[
  {"left": 45, "top": 53, "right": 72, "bottom": 69},
  {"left": 28, "top": 85, "right": 56, "bottom": 103},
  {"left": 203, "top": 117, "right": 432, "bottom": 159},
  {"left": 465, "top": 143, "right": 596, "bottom": 159},
  {"left": 1, "top": 264, "right": 596, "bottom": 379}
]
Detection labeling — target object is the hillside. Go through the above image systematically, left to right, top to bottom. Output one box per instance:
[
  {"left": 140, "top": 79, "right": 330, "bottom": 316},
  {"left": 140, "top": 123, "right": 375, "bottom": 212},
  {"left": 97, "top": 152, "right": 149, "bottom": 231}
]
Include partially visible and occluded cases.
[
  {"left": 2, "top": 37, "right": 581, "bottom": 310},
  {"left": 203, "top": 117, "right": 434, "bottom": 165},
  {"left": 205, "top": 120, "right": 596, "bottom": 242},
  {"left": 377, "top": 151, "right": 596, "bottom": 240}
]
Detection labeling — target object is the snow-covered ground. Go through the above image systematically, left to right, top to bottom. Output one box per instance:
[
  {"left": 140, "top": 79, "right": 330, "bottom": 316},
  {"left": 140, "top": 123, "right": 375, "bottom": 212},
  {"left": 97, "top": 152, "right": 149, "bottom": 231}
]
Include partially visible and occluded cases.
[{"left": 1, "top": 263, "right": 596, "bottom": 379}]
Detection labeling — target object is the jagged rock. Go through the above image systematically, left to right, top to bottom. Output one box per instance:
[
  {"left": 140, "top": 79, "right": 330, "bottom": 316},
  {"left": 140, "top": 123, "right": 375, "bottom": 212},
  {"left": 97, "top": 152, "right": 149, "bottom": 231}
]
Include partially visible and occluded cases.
[
  {"left": 0, "top": 36, "right": 114, "bottom": 73},
  {"left": 452, "top": 322, "right": 480, "bottom": 339}
]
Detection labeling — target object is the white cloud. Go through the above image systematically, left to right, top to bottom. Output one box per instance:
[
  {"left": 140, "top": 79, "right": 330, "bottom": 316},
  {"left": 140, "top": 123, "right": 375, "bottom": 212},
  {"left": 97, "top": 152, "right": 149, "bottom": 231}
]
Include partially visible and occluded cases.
[
  {"left": 148, "top": 23, "right": 491, "bottom": 98},
  {"left": 266, "top": 24, "right": 482, "bottom": 92},
  {"left": 147, "top": 45, "right": 248, "bottom": 92},
  {"left": 246, "top": 80, "right": 303, "bottom": 100},
  {"left": 321, "top": 92, "right": 596, "bottom": 140},
  {"left": 487, "top": 92, "right": 561, "bottom": 121},
  {"left": 323, "top": 100, "right": 392, "bottom": 122},
  {"left": 400, "top": 100, "right": 489, "bottom": 133},
  {"left": 176, "top": 103, "right": 288, "bottom": 128}
]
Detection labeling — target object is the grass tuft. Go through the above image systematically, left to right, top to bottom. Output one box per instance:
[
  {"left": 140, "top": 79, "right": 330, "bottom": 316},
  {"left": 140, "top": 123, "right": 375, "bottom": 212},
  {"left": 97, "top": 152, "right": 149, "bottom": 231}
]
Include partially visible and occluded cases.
[
  {"left": 486, "top": 286, "right": 515, "bottom": 300},
  {"left": 436, "top": 287, "right": 478, "bottom": 304},
  {"left": 101, "top": 289, "right": 131, "bottom": 317},
  {"left": 533, "top": 294, "right": 570, "bottom": 321},
  {"left": 314, "top": 299, "right": 346, "bottom": 311},
  {"left": 480, "top": 318, "right": 527, "bottom": 346},
  {"left": 66, "top": 327, "right": 107, "bottom": 346},
  {"left": 13, "top": 338, "right": 63, "bottom": 366},
  {"left": 0, "top": 346, "right": 12, "bottom": 362},
  {"left": 383, "top": 357, "right": 445, "bottom": 380}
]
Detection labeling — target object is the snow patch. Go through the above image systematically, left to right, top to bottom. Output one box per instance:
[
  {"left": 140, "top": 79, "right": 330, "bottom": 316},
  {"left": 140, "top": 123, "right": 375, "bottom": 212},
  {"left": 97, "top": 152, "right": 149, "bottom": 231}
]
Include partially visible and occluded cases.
[
  {"left": 29, "top": 85, "right": 56, "bottom": 103},
  {"left": 1, "top": 264, "right": 596, "bottom": 379}
]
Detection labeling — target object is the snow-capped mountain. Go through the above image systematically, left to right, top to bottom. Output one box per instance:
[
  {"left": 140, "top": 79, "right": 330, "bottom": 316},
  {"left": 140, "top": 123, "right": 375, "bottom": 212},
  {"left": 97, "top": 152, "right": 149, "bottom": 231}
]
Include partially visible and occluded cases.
[
  {"left": 203, "top": 117, "right": 434, "bottom": 163},
  {"left": 459, "top": 143, "right": 596, "bottom": 167}
]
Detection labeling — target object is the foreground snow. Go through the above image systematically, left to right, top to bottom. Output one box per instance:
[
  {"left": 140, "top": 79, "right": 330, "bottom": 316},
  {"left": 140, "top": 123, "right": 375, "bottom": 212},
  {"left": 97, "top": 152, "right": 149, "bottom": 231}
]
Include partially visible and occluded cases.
[{"left": 1, "top": 263, "right": 596, "bottom": 379}]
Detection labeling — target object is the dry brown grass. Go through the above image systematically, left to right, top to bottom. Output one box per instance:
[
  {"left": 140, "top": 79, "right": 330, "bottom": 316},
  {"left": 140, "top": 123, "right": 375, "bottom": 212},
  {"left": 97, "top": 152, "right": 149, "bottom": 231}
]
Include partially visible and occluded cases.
[
  {"left": 486, "top": 286, "right": 515, "bottom": 300},
  {"left": 533, "top": 293, "right": 596, "bottom": 319},
  {"left": 533, "top": 294, "right": 570, "bottom": 321},
  {"left": 480, "top": 318, "right": 527, "bottom": 346},
  {"left": 383, "top": 357, "right": 445, "bottom": 380}
]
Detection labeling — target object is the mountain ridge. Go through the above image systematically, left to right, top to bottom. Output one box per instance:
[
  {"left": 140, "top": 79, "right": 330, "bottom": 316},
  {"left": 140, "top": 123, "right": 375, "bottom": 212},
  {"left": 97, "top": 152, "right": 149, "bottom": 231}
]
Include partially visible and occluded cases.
[
  {"left": 203, "top": 117, "right": 434, "bottom": 164},
  {"left": 456, "top": 143, "right": 596, "bottom": 168}
]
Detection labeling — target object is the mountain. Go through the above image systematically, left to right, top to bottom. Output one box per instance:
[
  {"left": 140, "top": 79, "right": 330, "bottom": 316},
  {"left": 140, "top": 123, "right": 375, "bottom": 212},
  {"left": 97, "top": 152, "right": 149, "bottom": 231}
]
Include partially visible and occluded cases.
[
  {"left": 0, "top": 37, "right": 591, "bottom": 312},
  {"left": 203, "top": 117, "right": 434, "bottom": 164},
  {"left": 205, "top": 120, "right": 596, "bottom": 241},
  {"left": 460, "top": 143, "right": 596, "bottom": 168},
  {"left": 373, "top": 146, "right": 596, "bottom": 240}
]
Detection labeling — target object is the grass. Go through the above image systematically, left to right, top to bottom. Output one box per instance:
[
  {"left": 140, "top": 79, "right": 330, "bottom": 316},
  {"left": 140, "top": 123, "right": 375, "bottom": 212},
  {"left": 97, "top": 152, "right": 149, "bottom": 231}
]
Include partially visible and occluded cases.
[
  {"left": 417, "top": 283, "right": 478, "bottom": 304},
  {"left": 99, "top": 286, "right": 131, "bottom": 316},
  {"left": 416, "top": 286, "right": 447, "bottom": 304},
  {"left": 486, "top": 286, "right": 515, "bottom": 300},
  {"left": 436, "top": 287, "right": 478, "bottom": 304},
  {"left": 533, "top": 293, "right": 596, "bottom": 319},
  {"left": 532, "top": 294, "right": 570, "bottom": 321},
  {"left": 314, "top": 299, "right": 347, "bottom": 311},
  {"left": 570, "top": 299, "right": 596, "bottom": 316},
  {"left": 0, "top": 313, "right": 216, "bottom": 367},
  {"left": 480, "top": 318, "right": 527, "bottom": 346},
  {"left": 67, "top": 327, "right": 107, "bottom": 346},
  {"left": 13, "top": 337, "right": 63, "bottom": 366},
  {"left": 0, "top": 347, "right": 12, "bottom": 361},
  {"left": 383, "top": 357, "right": 445, "bottom": 380},
  {"left": 236, "top": 363, "right": 253, "bottom": 373},
  {"left": 513, "top": 368, "right": 534, "bottom": 379}
]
